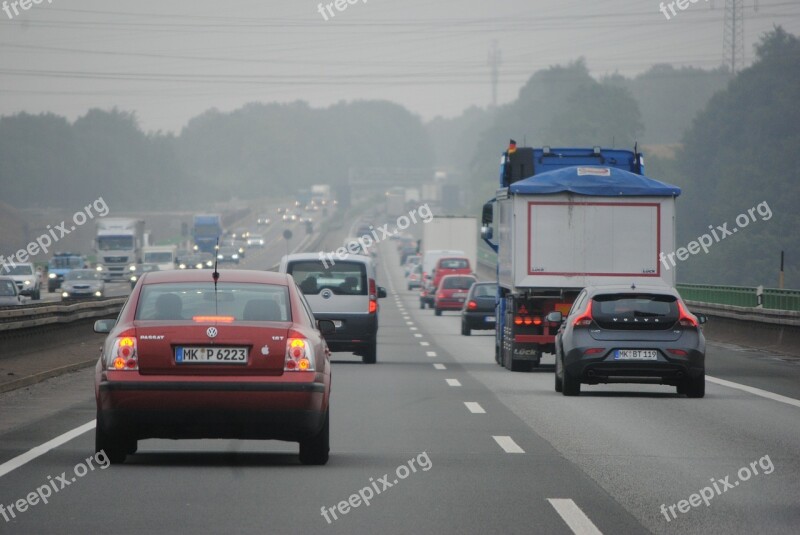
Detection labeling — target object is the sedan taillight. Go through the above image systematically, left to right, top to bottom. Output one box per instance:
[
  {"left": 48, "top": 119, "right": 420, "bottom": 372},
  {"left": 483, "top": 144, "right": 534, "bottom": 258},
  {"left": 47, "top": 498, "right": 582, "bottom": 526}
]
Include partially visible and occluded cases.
[
  {"left": 108, "top": 331, "right": 138, "bottom": 371},
  {"left": 285, "top": 333, "right": 315, "bottom": 372}
]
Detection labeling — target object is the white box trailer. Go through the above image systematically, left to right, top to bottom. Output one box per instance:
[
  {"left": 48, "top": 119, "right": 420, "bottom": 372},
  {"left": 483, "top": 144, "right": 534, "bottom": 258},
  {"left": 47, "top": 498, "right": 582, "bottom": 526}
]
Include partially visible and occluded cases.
[{"left": 496, "top": 193, "right": 676, "bottom": 291}]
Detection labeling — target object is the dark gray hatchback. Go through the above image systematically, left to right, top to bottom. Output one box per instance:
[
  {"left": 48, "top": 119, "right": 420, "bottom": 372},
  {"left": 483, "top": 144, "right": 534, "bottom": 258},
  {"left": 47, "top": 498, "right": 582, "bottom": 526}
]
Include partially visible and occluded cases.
[{"left": 550, "top": 285, "right": 707, "bottom": 397}]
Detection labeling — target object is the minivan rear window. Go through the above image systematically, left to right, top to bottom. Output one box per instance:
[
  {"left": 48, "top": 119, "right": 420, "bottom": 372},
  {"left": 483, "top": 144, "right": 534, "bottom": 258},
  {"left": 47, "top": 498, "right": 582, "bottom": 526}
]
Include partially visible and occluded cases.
[
  {"left": 287, "top": 261, "right": 368, "bottom": 296},
  {"left": 592, "top": 293, "right": 678, "bottom": 330}
]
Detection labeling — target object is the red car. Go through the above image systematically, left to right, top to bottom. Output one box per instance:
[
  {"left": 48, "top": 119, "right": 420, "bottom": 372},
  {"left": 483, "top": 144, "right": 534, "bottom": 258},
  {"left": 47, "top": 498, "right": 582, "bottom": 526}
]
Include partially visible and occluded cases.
[
  {"left": 431, "top": 257, "right": 472, "bottom": 291},
  {"left": 93, "top": 269, "right": 333, "bottom": 465},
  {"left": 434, "top": 274, "right": 478, "bottom": 316}
]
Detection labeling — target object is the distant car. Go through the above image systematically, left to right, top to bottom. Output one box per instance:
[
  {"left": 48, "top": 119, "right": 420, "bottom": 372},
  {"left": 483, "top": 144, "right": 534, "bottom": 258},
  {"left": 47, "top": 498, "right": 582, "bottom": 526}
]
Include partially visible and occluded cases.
[
  {"left": 256, "top": 215, "right": 272, "bottom": 226},
  {"left": 247, "top": 234, "right": 265, "bottom": 248},
  {"left": 216, "top": 246, "right": 240, "bottom": 264},
  {"left": 47, "top": 253, "right": 86, "bottom": 292},
  {"left": 180, "top": 253, "right": 214, "bottom": 270},
  {"left": 280, "top": 253, "right": 386, "bottom": 364},
  {"left": 403, "top": 255, "right": 421, "bottom": 276},
  {"left": 431, "top": 257, "right": 472, "bottom": 292},
  {"left": 6, "top": 263, "right": 41, "bottom": 300},
  {"left": 129, "top": 263, "right": 160, "bottom": 289},
  {"left": 406, "top": 264, "right": 423, "bottom": 291},
  {"left": 61, "top": 269, "right": 106, "bottom": 300},
  {"left": 93, "top": 269, "right": 334, "bottom": 465},
  {"left": 434, "top": 274, "right": 477, "bottom": 316},
  {"left": 0, "top": 276, "right": 26, "bottom": 306},
  {"left": 461, "top": 282, "right": 497, "bottom": 335},
  {"left": 552, "top": 285, "right": 707, "bottom": 398}
]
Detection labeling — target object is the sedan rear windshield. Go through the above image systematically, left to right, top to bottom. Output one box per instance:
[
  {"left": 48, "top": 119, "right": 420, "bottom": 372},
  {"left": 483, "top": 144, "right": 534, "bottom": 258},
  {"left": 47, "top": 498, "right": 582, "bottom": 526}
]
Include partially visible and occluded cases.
[
  {"left": 287, "top": 261, "right": 367, "bottom": 296},
  {"left": 136, "top": 282, "right": 291, "bottom": 322},
  {"left": 592, "top": 293, "right": 678, "bottom": 330}
]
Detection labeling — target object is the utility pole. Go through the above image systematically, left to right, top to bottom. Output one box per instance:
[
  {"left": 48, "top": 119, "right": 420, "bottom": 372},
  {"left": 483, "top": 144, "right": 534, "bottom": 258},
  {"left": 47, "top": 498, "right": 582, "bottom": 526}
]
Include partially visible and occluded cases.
[
  {"left": 723, "top": 0, "right": 745, "bottom": 73},
  {"left": 488, "top": 40, "right": 502, "bottom": 108}
]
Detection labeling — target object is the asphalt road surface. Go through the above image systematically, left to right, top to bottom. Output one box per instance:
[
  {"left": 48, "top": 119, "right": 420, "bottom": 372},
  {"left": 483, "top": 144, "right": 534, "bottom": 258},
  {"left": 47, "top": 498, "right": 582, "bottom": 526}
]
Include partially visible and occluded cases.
[{"left": 1, "top": 236, "right": 798, "bottom": 534}]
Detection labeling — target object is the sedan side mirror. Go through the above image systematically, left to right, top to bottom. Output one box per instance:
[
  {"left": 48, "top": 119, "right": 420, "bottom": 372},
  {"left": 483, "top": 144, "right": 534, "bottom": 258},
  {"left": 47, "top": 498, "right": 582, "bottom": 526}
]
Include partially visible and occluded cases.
[
  {"left": 378, "top": 287, "right": 387, "bottom": 299},
  {"left": 545, "top": 311, "right": 563, "bottom": 323},
  {"left": 93, "top": 319, "right": 115, "bottom": 333},
  {"left": 317, "top": 319, "right": 336, "bottom": 335}
]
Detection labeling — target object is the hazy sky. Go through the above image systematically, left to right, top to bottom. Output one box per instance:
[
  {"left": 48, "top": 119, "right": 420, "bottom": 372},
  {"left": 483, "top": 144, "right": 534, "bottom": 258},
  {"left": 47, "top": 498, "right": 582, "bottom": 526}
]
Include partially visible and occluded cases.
[{"left": 1, "top": 0, "right": 798, "bottom": 132}]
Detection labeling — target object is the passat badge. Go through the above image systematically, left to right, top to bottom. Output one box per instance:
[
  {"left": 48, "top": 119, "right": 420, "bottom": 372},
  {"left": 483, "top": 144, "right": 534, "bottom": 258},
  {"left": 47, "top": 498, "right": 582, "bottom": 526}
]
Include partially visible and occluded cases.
[{"left": 206, "top": 327, "right": 218, "bottom": 339}]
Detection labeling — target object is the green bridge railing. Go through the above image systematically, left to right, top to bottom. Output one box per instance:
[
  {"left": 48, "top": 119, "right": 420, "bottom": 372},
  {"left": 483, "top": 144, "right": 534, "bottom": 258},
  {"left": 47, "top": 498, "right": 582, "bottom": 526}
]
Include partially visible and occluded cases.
[{"left": 477, "top": 247, "right": 799, "bottom": 311}]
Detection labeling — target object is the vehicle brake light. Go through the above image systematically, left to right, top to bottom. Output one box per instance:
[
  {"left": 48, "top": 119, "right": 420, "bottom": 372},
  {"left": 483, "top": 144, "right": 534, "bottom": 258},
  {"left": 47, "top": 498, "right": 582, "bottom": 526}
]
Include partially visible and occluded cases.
[
  {"left": 368, "top": 278, "right": 377, "bottom": 297},
  {"left": 369, "top": 300, "right": 378, "bottom": 314},
  {"left": 467, "top": 300, "right": 477, "bottom": 310},
  {"left": 573, "top": 301, "right": 594, "bottom": 327},
  {"left": 677, "top": 301, "right": 698, "bottom": 327},
  {"left": 192, "top": 315, "right": 235, "bottom": 323},
  {"left": 514, "top": 316, "right": 523, "bottom": 325},
  {"left": 523, "top": 316, "right": 532, "bottom": 325},
  {"left": 532, "top": 316, "right": 542, "bottom": 326},
  {"left": 109, "top": 333, "right": 138, "bottom": 371},
  {"left": 285, "top": 333, "right": 315, "bottom": 372},
  {"left": 584, "top": 348, "right": 604, "bottom": 355},
  {"left": 667, "top": 349, "right": 688, "bottom": 356}
]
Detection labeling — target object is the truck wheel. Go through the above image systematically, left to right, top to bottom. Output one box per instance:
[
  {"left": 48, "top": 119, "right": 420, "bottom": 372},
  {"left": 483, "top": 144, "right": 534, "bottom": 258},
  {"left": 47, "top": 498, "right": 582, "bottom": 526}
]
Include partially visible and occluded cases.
[
  {"left": 33, "top": 289, "right": 40, "bottom": 300},
  {"left": 419, "top": 300, "right": 425, "bottom": 310},
  {"left": 434, "top": 308, "right": 442, "bottom": 317},
  {"left": 461, "top": 321, "right": 470, "bottom": 336},
  {"left": 562, "top": 369, "right": 581, "bottom": 396},
  {"left": 685, "top": 373, "right": 705, "bottom": 398}
]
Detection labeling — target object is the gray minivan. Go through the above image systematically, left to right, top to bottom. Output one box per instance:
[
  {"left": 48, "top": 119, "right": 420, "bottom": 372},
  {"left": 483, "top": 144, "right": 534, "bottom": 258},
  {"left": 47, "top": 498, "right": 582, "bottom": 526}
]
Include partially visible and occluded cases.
[{"left": 279, "top": 253, "right": 387, "bottom": 363}]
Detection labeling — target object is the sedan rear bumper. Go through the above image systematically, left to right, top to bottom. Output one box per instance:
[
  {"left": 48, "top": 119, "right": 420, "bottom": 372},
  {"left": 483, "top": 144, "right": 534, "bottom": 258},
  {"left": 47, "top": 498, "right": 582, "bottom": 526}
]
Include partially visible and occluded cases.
[{"left": 97, "top": 379, "right": 328, "bottom": 441}]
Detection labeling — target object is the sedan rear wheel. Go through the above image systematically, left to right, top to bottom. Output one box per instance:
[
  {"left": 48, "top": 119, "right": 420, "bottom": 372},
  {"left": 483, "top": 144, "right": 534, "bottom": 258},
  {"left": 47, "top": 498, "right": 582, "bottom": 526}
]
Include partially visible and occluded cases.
[
  {"left": 434, "top": 308, "right": 442, "bottom": 317},
  {"left": 461, "top": 321, "right": 471, "bottom": 336},
  {"left": 299, "top": 411, "right": 329, "bottom": 465},
  {"left": 95, "top": 415, "right": 131, "bottom": 464}
]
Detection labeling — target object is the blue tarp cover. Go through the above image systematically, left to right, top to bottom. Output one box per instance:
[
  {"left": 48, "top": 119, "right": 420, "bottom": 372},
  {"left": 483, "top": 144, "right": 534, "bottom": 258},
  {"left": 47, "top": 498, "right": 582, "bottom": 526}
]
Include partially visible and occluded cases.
[{"left": 508, "top": 166, "right": 681, "bottom": 197}]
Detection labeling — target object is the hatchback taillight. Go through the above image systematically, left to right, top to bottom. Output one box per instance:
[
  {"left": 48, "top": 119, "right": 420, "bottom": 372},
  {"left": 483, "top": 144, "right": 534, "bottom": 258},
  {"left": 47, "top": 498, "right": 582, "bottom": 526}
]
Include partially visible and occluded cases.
[
  {"left": 467, "top": 300, "right": 477, "bottom": 310},
  {"left": 573, "top": 301, "right": 594, "bottom": 327},
  {"left": 677, "top": 301, "right": 698, "bottom": 328},
  {"left": 108, "top": 331, "right": 138, "bottom": 371},
  {"left": 285, "top": 333, "right": 315, "bottom": 372}
]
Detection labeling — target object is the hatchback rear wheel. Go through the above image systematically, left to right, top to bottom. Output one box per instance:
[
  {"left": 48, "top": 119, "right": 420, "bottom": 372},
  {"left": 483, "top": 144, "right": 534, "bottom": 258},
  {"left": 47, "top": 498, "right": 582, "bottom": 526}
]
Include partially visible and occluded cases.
[
  {"left": 562, "top": 368, "right": 581, "bottom": 396},
  {"left": 685, "top": 373, "right": 705, "bottom": 398}
]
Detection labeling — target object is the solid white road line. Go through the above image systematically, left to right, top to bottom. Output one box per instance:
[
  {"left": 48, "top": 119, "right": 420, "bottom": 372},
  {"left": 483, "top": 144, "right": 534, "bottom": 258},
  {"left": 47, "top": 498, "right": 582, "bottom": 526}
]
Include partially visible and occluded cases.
[
  {"left": 426, "top": 351, "right": 437, "bottom": 357},
  {"left": 433, "top": 364, "right": 446, "bottom": 370},
  {"left": 706, "top": 375, "right": 800, "bottom": 409},
  {"left": 446, "top": 378, "right": 461, "bottom": 387},
  {"left": 464, "top": 402, "right": 486, "bottom": 414},
  {"left": 0, "top": 420, "right": 95, "bottom": 479},
  {"left": 492, "top": 435, "right": 524, "bottom": 454},
  {"left": 547, "top": 499, "right": 603, "bottom": 535}
]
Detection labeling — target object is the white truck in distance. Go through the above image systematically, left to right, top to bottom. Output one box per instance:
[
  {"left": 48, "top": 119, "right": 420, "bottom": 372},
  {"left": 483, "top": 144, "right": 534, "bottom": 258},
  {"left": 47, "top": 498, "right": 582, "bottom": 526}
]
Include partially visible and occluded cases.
[
  {"left": 422, "top": 216, "right": 478, "bottom": 271},
  {"left": 95, "top": 218, "right": 145, "bottom": 280},
  {"left": 142, "top": 245, "right": 177, "bottom": 271}
]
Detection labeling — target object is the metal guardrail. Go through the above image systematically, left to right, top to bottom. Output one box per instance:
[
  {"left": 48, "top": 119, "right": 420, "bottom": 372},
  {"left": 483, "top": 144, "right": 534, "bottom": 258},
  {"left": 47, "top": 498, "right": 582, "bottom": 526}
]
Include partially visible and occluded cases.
[
  {"left": 676, "top": 284, "right": 800, "bottom": 312},
  {"left": 0, "top": 298, "right": 127, "bottom": 331}
]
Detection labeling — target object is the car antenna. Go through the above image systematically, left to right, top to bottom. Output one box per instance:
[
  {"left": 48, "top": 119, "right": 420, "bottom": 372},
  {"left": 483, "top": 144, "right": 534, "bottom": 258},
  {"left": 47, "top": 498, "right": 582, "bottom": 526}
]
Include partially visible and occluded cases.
[{"left": 213, "top": 238, "right": 220, "bottom": 316}]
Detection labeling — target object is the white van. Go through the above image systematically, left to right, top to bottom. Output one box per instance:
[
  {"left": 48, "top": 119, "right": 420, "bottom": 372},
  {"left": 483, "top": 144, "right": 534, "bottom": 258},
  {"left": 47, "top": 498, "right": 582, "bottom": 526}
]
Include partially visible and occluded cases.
[{"left": 279, "top": 253, "right": 387, "bottom": 363}]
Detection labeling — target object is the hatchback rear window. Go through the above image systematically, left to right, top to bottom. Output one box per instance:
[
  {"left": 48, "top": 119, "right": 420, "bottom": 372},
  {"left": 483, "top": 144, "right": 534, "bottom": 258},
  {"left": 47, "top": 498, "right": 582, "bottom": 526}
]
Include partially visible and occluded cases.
[
  {"left": 439, "top": 259, "right": 469, "bottom": 269},
  {"left": 286, "top": 261, "right": 367, "bottom": 296},
  {"left": 443, "top": 277, "right": 476, "bottom": 290},
  {"left": 136, "top": 282, "right": 291, "bottom": 322},
  {"left": 592, "top": 293, "right": 678, "bottom": 330}
]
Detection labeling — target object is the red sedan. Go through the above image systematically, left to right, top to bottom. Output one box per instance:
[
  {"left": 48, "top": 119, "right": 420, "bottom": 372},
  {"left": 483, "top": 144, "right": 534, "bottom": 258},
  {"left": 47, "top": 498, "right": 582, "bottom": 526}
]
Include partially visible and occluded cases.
[
  {"left": 93, "top": 269, "right": 333, "bottom": 465},
  {"left": 434, "top": 274, "right": 478, "bottom": 316}
]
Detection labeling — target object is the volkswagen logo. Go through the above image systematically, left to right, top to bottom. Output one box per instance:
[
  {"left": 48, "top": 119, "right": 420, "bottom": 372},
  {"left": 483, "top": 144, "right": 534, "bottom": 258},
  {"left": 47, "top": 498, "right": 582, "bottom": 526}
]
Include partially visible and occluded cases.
[
  {"left": 321, "top": 289, "right": 333, "bottom": 300},
  {"left": 206, "top": 327, "right": 218, "bottom": 338}
]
